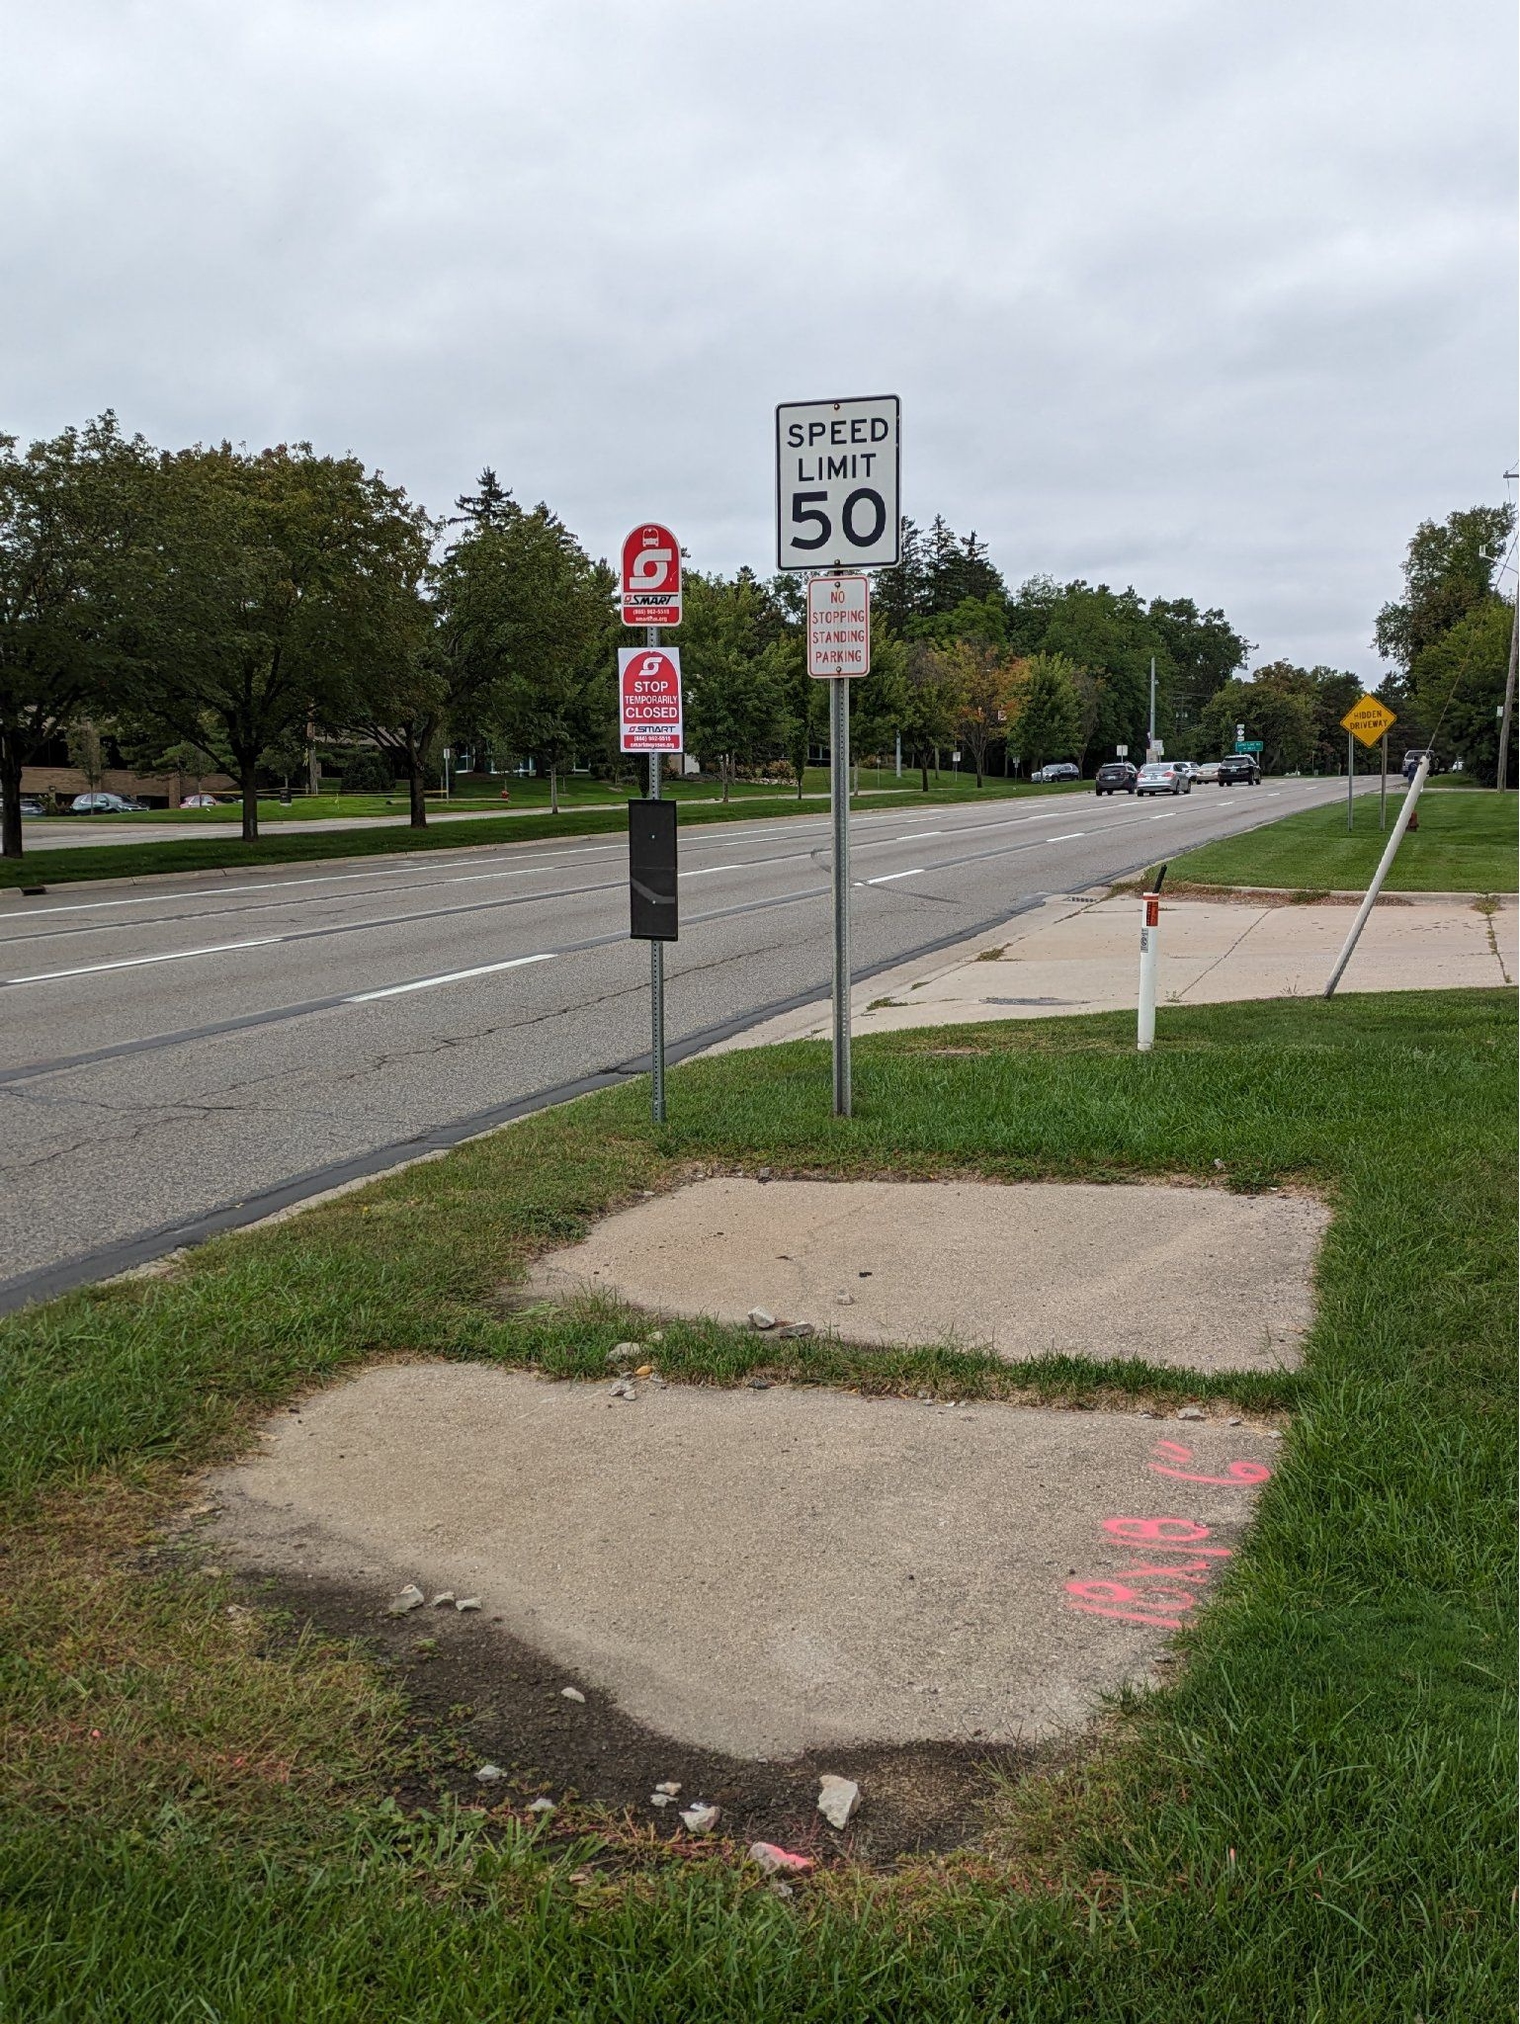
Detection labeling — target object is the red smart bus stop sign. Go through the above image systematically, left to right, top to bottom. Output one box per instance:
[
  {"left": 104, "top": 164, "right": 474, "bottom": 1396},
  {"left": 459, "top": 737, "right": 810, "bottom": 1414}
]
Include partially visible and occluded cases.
[
  {"left": 620, "top": 523, "right": 682, "bottom": 628},
  {"left": 618, "top": 646, "right": 683, "bottom": 753}
]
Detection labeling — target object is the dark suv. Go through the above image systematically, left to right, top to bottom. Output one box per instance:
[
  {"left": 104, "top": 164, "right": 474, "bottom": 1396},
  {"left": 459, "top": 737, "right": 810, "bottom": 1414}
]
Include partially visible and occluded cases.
[
  {"left": 1218, "top": 754, "right": 1261, "bottom": 785},
  {"left": 1094, "top": 762, "right": 1138, "bottom": 796}
]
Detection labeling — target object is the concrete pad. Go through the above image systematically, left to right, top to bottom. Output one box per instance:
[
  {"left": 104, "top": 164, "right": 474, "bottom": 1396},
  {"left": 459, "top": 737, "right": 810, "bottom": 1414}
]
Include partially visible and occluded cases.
[
  {"left": 718, "top": 894, "right": 1516, "bottom": 1050},
  {"left": 527, "top": 1177, "right": 1328, "bottom": 1372},
  {"left": 208, "top": 1362, "right": 1278, "bottom": 1758}
]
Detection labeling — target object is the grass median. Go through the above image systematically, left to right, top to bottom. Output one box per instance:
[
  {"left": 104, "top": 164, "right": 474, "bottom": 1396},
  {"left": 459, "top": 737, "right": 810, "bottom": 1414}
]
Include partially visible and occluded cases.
[
  {"left": 2, "top": 774, "right": 1082, "bottom": 892},
  {"left": 1164, "top": 780, "right": 1517, "bottom": 894},
  {"left": 1, "top": 990, "right": 1513, "bottom": 2019}
]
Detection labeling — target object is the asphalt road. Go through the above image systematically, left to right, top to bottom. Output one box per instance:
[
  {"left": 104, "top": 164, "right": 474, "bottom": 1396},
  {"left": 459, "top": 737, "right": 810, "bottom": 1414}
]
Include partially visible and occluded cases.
[{"left": 0, "top": 777, "right": 1358, "bottom": 1305}]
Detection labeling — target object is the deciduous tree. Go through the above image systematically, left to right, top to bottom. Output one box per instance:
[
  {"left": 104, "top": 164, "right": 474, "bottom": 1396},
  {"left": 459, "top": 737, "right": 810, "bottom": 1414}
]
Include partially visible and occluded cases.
[{"left": 0, "top": 414, "right": 152, "bottom": 858}]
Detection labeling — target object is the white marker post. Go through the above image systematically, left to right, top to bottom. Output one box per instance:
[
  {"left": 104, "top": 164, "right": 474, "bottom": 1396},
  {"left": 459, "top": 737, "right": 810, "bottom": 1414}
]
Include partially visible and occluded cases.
[
  {"left": 779, "top": 396, "right": 900, "bottom": 1119},
  {"left": 1137, "top": 875, "right": 1165, "bottom": 1052}
]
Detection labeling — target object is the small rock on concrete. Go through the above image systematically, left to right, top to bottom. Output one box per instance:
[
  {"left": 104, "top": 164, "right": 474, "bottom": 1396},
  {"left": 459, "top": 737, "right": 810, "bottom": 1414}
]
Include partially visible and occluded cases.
[
  {"left": 835, "top": 1293, "right": 854, "bottom": 1305},
  {"left": 747, "top": 1308, "right": 775, "bottom": 1331},
  {"left": 778, "top": 1323, "right": 815, "bottom": 1340},
  {"left": 608, "top": 1342, "right": 642, "bottom": 1363},
  {"left": 747, "top": 1378, "right": 771, "bottom": 1390},
  {"left": 609, "top": 1379, "right": 637, "bottom": 1401},
  {"left": 1177, "top": 1405, "right": 1206, "bottom": 1422},
  {"left": 388, "top": 1584, "right": 426, "bottom": 1615},
  {"left": 430, "top": 1591, "right": 455, "bottom": 1606},
  {"left": 455, "top": 1596, "right": 481, "bottom": 1612},
  {"left": 561, "top": 1685, "right": 586, "bottom": 1703},
  {"left": 474, "top": 1763, "right": 505, "bottom": 1783},
  {"left": 816, "top": 1775, "right": 860, "bottom": 1829},
  {"left": 654, "top": 1780, "right": 681, "bottom": 1795},
  {"left": 649, "top": 1792, "right": 675, "bottom": 1808},
  {"left": 526, "top": 1797, "right": 556, "bottom": 1814},
  {"left": 679, "top": 1803, "right": 719, "bottom": 1835}
]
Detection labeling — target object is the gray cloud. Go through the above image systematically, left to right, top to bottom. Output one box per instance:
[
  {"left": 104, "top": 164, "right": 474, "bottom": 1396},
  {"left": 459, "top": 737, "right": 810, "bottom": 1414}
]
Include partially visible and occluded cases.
[{"left": 5, "top": 0, "right": 1514, "bottom": 672}]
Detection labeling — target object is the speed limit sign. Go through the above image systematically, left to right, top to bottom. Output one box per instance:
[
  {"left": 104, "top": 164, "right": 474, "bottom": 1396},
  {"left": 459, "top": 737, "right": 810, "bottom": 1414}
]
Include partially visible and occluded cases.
[{"left": 776, "top": 396, "right": 900, "bottom": 571}]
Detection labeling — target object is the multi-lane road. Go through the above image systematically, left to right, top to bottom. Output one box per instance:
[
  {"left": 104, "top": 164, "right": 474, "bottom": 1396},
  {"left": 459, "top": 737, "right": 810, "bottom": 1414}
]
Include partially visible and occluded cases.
[{"left": 0, "top": 777, "right": 1359, "bottom": 1307}]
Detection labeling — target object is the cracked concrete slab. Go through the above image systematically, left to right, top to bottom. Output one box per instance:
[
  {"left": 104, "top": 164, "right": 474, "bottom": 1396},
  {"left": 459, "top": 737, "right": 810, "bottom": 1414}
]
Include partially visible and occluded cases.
[
  {"left": 527, "top": 1177, "right": 1328, "bottom": 1372},
  {"left": 208, "top": 1362, "right": 1278, "bottom": 1759}
]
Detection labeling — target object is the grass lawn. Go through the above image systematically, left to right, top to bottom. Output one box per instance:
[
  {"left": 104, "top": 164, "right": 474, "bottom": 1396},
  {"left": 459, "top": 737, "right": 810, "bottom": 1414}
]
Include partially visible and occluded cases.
[
  {"left": 4, "top": 772, "right": 1079, "bottom": 891},
  {"left": 1164, "top": 781, "right": 1518, "bottom": 894},
  {"left": 1, "top": 992, "right": 1512, "bottom": 2019}
]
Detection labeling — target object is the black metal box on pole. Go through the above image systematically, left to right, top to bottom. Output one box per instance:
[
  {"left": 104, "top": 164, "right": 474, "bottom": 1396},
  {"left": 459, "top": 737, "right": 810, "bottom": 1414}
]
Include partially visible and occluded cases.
[{"left": 628, "top": 799, "right": 678, "bottom": 943}]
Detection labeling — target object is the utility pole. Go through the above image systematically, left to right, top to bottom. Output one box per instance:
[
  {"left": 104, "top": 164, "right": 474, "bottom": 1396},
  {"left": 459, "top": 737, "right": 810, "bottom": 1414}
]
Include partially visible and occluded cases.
[
  {"left": 1499, "top": 582, "right": 1518, "bottom": 791},
  {"left": 1147, "top": 656, "right": 1156, "bottom": 759}
]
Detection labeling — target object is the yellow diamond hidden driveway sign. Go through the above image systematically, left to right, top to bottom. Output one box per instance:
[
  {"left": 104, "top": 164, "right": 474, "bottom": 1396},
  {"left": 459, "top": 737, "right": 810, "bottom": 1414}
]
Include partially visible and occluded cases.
[{"left": 1340, "top": 694, "right": 1397, "bottom": 748}]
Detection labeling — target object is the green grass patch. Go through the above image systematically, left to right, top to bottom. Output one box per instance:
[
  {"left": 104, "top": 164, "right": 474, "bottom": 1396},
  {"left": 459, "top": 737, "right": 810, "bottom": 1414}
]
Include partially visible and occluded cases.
[
  {"left": 4, "top": 774, "right": 1083, "bottom": 890},
  {"left": 1165, "top": 781, "right": 1517, "bottom": 893},
  {"left": 0, "top": 992, "right": 1513, "bottom": 2017}
]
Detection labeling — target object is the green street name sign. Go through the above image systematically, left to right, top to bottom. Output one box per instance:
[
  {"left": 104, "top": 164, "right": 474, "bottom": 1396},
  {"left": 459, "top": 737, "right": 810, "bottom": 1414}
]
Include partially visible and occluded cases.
[{"left": 1234, "top": 740, "right": 1264, "bottom": 753}]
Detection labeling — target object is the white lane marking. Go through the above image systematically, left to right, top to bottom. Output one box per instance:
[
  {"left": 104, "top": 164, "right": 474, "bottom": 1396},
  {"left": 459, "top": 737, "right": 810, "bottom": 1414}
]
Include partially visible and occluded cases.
[
  {"left": 1149, "top": 812, "right": 1176, "bottom": 820},
  {"left": 895, "top": 830, "right": 943, "bottom": 840},
  {"left": 1047, "top": 832, "right": 1086, "bottom": 842},
  {"left": 680, "top": 865, "right": 740, "bottom": 878},
  {"left": 865, "top": 868, "right": 925, "bottom": 885},
  {"left": 4, "top": 936, "right": 284, "bottom": 986},
  {"left": 348, "top": 953, "right": 557, "bottom": 1002}
]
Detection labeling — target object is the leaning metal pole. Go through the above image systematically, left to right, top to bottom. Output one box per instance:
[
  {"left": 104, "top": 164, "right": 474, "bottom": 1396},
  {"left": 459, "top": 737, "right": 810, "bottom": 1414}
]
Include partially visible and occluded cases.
[
  {"left": 830, "top": 673, "right": 851, "bottom": 1117},
  {"left": 1324, "top": 756, "right": 1430, "bottom": 998}
]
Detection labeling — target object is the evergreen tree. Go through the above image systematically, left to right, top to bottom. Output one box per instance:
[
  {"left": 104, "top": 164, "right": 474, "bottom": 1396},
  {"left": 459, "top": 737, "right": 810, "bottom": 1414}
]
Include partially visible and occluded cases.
[{"left": 450, "top": 467, "right": 517, "bottom": 530}]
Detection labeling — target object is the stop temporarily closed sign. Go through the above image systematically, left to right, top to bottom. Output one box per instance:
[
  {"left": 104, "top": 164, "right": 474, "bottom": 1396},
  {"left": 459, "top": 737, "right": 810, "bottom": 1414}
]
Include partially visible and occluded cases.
[{"left": 619, "top": 647, "right": 684, "bottom": 753}]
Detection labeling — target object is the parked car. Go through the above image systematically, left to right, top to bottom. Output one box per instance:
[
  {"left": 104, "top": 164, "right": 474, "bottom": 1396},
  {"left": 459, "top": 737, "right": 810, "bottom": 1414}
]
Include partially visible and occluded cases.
[
  {"left": 1402, "top": 748, "right": 1442, "bottom": 776},
  {"left": 1217, "top": 755, "right": 1261, "bottom": 785},
  {"left": 1094, "top": 761, "right": 1138, "bottom": 796},
  {"left": 1135, "top": 761, "right": 1192, "bottom": 797},
  {"left": 1194, "top": 761, "right": 1221, "bottom": 783},
  {"left": 1032, "top": 762, "right": 1081, "bottom": 783},
  {"left": 70, "top": 791, "right": 143, "bottom": 814},
  {"left": 179, "top": 793, "right": 222, "bottom": 808},
  {"left": 19, "top": 796, "right": 46, "bottom": 817}
]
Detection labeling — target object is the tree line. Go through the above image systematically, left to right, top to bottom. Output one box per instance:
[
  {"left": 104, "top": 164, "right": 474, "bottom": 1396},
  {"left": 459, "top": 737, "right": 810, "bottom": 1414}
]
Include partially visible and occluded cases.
[{"left": 2, "top": 414, "right": 1511, "bottom": 860}]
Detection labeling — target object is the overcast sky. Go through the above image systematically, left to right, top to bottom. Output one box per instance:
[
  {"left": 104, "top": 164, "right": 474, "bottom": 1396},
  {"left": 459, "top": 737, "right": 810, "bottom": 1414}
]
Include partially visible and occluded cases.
[{"left": 5, "top": 0, "right": 1514, "bottom": 675}]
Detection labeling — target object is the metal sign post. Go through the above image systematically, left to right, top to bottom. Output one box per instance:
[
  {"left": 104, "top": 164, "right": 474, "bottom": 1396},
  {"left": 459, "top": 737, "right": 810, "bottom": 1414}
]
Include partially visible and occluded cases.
[
  {"left": 780, "top": 398, "right": 899, "bottom": 1119},
  {"left": 618, "top": 526, "right": 684, "bottom": 1126},
  {"left": 804, "top": 571, "right": 873, "bottom": 1118},
  {"left": 647, "top": 627, "right": 667, "bottom": 1123},
  {"left": 829, "top": 676, "right": 851, "bottom": 1114},
  {"left": 1339, "top": 694, "right": 1397, "bottom": 835},
  {"left": 1380, "top": 731, "right": 1388, "bottom": 829}
]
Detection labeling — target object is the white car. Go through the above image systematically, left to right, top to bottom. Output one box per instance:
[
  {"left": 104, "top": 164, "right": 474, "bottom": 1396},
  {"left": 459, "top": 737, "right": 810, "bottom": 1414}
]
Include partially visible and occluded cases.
[
  {"left": 1135, "top": 762, "right": 1192, "bottom": 797},
  {"left": 180, "top": 794, "right": 222, "bottom": 808}
]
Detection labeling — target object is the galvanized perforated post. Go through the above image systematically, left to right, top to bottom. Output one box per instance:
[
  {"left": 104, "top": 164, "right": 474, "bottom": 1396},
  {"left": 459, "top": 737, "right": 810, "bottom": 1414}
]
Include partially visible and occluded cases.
[
  {"left": 647, "top": 624, "right": 666, "bottom": 1125},
  {"left": 830, "top": 673, "right": 851, "bottom": 1117}
]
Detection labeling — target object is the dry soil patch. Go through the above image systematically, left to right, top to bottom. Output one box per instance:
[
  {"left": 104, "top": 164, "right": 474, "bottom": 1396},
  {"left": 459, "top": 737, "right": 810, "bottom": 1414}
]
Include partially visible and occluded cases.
[{"left": 526, "top": 1178, "right": 1327, "bottom": 1373}]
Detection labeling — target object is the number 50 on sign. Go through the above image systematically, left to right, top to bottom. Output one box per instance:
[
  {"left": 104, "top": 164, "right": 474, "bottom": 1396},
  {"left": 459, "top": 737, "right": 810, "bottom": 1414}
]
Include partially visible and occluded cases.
[{"left": 776, "top": 396, "right": 900, "bottom": 571}]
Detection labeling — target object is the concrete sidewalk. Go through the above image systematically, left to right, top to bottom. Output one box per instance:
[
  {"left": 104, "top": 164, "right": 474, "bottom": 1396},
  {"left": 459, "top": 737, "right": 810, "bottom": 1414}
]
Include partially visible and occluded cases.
[{"left": 716, "top": 891, "right": 1516, "bottom": 1049}]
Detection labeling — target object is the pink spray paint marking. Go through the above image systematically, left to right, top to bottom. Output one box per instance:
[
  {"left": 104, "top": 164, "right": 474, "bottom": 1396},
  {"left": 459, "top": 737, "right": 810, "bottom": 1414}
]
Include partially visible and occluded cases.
[
  {"left": 1147, "top": 1442, "right": 1273, "bottom": 1489},
  {"left": 1150, "top": 1459, "right": 1272, "bottom": 1487},
  {"left": 1102, "top": 1515, "right": 1212, "bottom": 1547}
]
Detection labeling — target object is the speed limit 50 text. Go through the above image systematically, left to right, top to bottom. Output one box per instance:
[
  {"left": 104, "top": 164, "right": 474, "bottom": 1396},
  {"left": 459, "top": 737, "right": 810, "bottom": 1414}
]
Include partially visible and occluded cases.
[{"left": 775, "top": 395, "right": 900, "bottom": 573}]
